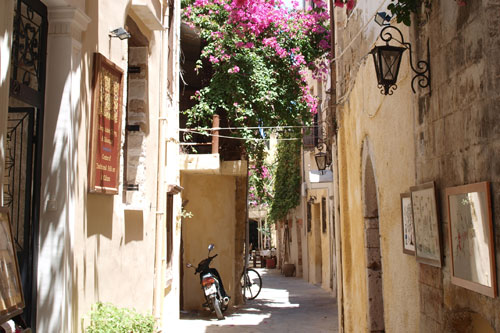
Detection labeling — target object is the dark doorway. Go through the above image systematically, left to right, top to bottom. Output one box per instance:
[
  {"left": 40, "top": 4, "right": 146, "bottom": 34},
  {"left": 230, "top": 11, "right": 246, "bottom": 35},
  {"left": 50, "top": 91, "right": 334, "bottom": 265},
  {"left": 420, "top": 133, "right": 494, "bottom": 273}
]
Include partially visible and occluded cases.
[
  {"left": 362, "top": 142, "right": 385, "bottom": 333},
  {"left": 249, "top": 219, "right": 258, "bottom": 251}
]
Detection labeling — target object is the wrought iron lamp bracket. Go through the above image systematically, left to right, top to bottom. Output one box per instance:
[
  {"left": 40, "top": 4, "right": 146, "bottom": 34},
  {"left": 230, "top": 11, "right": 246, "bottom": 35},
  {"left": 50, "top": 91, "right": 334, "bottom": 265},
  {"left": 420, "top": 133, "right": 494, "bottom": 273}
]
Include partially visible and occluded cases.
[{"left": 379, "top": 25, "right": 431, "bottom": 94}]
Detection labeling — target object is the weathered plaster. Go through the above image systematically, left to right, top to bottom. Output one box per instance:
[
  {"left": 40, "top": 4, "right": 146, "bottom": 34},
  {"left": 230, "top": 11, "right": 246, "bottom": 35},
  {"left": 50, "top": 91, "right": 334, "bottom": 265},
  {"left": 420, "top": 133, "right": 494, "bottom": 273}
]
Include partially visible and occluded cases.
[{"left": 335, "top": 3, "right": 419, "bottom": 330}]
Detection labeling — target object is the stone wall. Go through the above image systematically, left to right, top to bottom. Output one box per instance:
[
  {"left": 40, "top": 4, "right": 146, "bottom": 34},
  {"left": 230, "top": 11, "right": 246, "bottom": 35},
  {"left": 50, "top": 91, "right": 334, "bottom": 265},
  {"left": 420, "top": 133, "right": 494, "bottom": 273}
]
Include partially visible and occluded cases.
[
  {"left": 414, "top": 0, "right": 500, "bottom": 331},
  {"left": 125, "top": 46, "right": 148, "bottom": 206}
]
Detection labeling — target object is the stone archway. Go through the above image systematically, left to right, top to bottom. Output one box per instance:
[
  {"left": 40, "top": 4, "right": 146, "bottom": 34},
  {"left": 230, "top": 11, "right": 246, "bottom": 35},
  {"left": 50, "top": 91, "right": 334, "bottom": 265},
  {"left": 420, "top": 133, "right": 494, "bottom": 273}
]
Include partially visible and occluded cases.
[{"left": 362, "top": 139, "right": 385, "bottom": 332}]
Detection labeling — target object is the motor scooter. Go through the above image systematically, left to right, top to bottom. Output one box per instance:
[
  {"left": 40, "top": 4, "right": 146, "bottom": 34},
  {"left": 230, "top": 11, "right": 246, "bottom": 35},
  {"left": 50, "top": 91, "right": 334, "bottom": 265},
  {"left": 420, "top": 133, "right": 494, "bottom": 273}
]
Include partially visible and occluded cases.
[{"left": 186, "top": 244, "right": 229, "bottom": 320}]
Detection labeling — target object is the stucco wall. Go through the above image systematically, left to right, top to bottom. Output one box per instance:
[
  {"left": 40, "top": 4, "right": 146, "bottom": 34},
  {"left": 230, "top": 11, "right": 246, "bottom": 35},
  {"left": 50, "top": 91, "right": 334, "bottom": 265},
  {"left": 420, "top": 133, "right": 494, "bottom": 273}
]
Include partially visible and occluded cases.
[
  {"left": 29, "top": 0, "right": 178, "bottom": 331},
  {"left": 335, "top": 1, "right": 420, "bottom": 331},
  {"left": 181, "top": 173, "right": 244, "bottom": 310}
]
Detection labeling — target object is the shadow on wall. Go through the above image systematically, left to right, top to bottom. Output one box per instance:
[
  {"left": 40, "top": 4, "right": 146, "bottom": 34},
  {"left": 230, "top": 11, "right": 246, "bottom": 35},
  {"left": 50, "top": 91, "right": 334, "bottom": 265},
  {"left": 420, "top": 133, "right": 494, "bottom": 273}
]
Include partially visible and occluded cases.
[
  {"left": 86, "top": 194, "right": 114, "bottom": 239},
  {"left": 124, "top": 209, "right": 144, "bottom": 243}
]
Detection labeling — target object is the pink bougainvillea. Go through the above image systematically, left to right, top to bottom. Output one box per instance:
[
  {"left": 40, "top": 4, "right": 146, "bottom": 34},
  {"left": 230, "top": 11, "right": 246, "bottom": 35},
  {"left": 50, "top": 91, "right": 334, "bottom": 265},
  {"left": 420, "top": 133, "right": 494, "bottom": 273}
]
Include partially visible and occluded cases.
[{"left": 182, "top": 0, "right": 330, "bottom": 153}]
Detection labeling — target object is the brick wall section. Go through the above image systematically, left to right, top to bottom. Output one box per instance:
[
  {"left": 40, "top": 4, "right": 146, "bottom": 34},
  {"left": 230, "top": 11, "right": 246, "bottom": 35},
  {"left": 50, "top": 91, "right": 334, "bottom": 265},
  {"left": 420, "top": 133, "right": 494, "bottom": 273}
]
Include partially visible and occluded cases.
[{"left": 414, "top": 0, "right": 500, "bottom": 330}]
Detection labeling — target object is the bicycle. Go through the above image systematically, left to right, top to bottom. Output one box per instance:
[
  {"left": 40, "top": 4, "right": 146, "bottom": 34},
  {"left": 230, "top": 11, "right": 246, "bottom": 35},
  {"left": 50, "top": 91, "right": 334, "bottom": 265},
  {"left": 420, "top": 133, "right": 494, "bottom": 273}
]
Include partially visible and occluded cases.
[{"left": 240, "top": 267, "right": 262, "bottom": 300}]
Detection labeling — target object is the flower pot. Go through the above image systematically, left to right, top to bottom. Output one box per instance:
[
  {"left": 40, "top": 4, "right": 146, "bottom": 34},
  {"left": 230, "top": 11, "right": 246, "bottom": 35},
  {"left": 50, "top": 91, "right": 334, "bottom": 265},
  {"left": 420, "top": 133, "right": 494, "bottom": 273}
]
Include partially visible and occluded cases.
[{"left": 266, "top": 258, "right": 276, "bottom": 269}]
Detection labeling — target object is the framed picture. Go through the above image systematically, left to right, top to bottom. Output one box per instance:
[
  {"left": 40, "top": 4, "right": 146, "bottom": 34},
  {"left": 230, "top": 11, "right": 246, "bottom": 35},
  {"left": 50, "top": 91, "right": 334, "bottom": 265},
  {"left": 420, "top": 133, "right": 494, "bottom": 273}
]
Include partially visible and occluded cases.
[
  {"left": 88, "top": 53, "right": 124, "bottom": 194},
  {"left": 411, "top": 182, "right": 442, "bottom": 267},
  {"left": 446, "top": 182, "right": 497, "bottom": 297},
  {"left": 400, "top": 192, "right": 415, "bottom": 255},
  {"left": 0, "top": 208, "right": 24, "bottom": 323}
]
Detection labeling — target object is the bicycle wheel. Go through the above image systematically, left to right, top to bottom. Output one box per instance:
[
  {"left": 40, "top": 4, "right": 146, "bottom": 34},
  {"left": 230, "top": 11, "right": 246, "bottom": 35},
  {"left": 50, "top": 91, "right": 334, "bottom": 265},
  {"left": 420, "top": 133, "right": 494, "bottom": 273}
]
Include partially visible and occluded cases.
[{"left": 241, "top": 268, "right": 262, "bottom": 300}]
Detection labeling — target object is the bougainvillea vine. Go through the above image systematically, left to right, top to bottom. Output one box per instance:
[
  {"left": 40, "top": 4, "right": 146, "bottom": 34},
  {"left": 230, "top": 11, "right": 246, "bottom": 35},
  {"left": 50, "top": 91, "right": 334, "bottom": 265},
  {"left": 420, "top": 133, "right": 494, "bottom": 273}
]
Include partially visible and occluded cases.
[{"left": 181, "top": 0, "right": 330, "bottom": 158}]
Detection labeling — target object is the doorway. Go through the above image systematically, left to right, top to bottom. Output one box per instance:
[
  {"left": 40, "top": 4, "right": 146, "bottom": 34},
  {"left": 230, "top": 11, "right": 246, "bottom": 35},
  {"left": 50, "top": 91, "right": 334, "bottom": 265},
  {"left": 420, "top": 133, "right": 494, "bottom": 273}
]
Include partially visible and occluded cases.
[{"left": 362, "top": 140, "right": 385, "bottom": 332}]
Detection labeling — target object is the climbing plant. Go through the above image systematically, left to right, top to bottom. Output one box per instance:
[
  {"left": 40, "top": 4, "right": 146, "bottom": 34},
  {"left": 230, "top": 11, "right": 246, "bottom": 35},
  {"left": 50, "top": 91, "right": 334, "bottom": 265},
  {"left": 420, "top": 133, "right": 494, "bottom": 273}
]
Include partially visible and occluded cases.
[
  {"left": 268, "top": 133, "right": 302, "bottom": 222},
  {"left": 248, "top": 158, "right": 273, "bottom": 209}
]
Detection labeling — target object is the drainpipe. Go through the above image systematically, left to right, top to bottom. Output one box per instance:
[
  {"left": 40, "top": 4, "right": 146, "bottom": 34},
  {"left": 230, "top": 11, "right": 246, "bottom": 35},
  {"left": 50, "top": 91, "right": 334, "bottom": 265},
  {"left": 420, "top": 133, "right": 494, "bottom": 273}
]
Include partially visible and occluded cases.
[{"left": 152, "top": 0, "right": 167, "bottom": 324}]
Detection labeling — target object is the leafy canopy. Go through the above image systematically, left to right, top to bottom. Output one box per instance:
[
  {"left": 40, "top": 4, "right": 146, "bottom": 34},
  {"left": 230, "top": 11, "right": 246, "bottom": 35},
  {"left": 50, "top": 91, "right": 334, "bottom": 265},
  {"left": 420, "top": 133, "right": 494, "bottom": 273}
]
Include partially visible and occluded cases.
[{"left": 181, "top": 0, "right": 330, "bottom": 155}]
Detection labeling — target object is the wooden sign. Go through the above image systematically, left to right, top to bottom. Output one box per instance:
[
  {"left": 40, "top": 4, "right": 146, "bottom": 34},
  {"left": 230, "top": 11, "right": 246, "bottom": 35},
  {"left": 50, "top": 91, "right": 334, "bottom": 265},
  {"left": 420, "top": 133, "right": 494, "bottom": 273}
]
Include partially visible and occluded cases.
[
  {"left": 88, "top": 53, "right": 124, "bottom": 194},
  {"left": 0, "top": 208, "right": 24, "bottom": 324}
]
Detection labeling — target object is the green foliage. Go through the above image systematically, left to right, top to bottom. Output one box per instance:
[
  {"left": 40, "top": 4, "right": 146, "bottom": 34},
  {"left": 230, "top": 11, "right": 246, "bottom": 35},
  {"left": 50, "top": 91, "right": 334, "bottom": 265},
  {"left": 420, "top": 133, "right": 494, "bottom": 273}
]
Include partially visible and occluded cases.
[
  {"left": 181, "top": 0, "right": 330, "bottom": 160},
  {"left": 387, "top": 0, "right": 421, "bottom": 26},
  {"left": 388, "top": 0, "right": 463, "bottom": 26},
  {"left": 268, "top": 134, "right": 302, "bottom": 222},
  {"left": 248, "top": 145, "right": 273, "bottom": 208},
  {"left": 86, "top": 302, "right": 155, "bottom": 333}
]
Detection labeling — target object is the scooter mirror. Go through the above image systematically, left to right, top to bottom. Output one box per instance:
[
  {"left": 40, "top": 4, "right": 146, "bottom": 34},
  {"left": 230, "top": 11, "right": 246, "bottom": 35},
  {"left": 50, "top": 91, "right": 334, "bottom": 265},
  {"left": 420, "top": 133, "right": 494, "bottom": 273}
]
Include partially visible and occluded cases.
[
  {"left": 208, "top": 244, "right": 215, "bottom": 252},
  {"left": 186, "top": 263, "right": 193, "bottom": 268}
]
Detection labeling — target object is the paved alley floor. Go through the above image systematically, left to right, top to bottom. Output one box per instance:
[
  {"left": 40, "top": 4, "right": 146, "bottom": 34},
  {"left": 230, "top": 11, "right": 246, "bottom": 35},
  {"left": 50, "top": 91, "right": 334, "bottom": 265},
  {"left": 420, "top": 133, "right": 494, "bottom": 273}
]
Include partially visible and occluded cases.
[{"left": 171, "top": 268, "right": 338, "bottom": 333}]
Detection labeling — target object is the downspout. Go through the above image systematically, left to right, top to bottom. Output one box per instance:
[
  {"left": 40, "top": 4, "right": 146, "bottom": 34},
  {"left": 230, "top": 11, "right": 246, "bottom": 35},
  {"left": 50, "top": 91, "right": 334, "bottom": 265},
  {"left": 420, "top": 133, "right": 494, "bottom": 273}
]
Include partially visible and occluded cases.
[
  {"left": 153, "top": 0, "right": 167, "bottom": 325},
  {"left": 153, "top": 1, "right": 165, "bottom": 327},
  {"left": 329, "top": 1, "right": 344, "bottom": 333},
  {"left": 243, "top": 158, "right": 250, "bottom": 303}
]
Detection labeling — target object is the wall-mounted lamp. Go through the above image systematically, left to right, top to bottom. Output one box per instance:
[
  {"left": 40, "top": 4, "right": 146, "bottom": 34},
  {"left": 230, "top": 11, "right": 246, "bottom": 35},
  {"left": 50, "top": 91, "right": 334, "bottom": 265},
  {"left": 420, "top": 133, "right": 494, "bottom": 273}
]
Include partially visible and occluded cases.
[
  {"left": 374, "top": 12, "right": 392, "bottom": 26},
  {"left": 370, "top": 24, "right": 431, "bottom": 95},
  {"left": 109, "top": 27, "right": 131, "bottom": 40},
  {"left": 314, "top": 140, "right": 331, "bottom": 175}
]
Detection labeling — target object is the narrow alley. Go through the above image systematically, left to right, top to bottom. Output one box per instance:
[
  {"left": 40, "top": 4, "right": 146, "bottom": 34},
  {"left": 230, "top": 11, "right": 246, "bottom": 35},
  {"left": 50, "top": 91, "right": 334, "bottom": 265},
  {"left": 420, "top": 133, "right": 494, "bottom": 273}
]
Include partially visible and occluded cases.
[
  {"left": 1, "top": 0, "right": 500, "bottom": 332},
  {"left": 174, "top": 268, "right": 338, "bottom": 332}
]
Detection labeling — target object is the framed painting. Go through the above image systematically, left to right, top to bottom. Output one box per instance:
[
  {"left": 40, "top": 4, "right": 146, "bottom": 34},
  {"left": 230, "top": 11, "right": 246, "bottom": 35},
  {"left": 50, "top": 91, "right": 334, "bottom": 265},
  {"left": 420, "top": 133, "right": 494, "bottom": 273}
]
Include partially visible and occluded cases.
[
  {"left": 88, "top": 53, "right": 124, "bottom": 194},
  {"left": 411, "top": 182, "right": 442, "bottom": 267},
  {"left": 446, "top": 182, "right": 497, "bottom": 297},
  {"left": 400, "top": 192, "right": 415, "bottom": 255},
  {"left": 0, "top": 208, "right": 24, "bottom": 323}
]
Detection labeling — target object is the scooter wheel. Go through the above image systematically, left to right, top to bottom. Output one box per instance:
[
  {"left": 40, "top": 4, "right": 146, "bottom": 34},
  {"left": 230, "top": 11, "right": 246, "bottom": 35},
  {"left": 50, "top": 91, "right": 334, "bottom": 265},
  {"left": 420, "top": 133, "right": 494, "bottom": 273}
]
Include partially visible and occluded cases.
[{"left": 211, "top": 297, "right": 224, "bottom": 320}]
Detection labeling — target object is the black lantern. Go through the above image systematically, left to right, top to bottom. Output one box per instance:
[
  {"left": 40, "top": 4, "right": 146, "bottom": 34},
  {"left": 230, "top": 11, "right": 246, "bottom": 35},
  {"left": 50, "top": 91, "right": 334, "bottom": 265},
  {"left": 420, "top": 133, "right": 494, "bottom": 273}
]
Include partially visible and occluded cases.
[
  {"left": 370, "top": 25, "right": 430, "bottom": 95},
  {"left": 371, "top": 45, "right": 406, "bottom": 95},
  {"left": 314, "top": 142, "right": 328, "bottom": 174}
]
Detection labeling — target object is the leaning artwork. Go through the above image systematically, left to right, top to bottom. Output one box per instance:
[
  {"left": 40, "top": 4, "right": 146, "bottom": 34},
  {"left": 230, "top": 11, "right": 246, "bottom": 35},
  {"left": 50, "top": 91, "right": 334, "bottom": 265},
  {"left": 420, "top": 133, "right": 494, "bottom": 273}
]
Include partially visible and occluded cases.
[
  {"left": 410, "top": 182, "right": 442, "bottom": 267},
  {"left": 446, "top": 182, "right": 497, "bottom": 297},
  {"left": 400, "top": 192, "right": 415, "bottom": 255},
  {"left": 0, "top": 208, "right": 25, "bottom": 323}
]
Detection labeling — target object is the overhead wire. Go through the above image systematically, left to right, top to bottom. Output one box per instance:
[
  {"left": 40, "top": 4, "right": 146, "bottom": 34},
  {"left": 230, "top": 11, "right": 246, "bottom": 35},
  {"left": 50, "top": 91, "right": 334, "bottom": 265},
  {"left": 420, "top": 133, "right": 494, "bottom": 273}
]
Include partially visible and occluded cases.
[{"left": 179, "top": 128, "right": 302, "bottom": 141}]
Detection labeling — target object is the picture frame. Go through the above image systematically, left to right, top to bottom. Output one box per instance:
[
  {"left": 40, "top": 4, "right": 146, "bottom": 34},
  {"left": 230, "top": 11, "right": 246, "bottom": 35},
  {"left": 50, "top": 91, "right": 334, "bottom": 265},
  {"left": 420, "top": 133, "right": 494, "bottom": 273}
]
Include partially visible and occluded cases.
[
  {"left": 88, "top": 53, "right": 124, "bottom": 195},
  {"left": 445, "top": 181, "right": 497, "bottom": 298},
  {"left": 411, "top": 182, "right": 442, "bottom": 267},
  {"left": 400, "top": 192, "right": 415, "bottom": 255},
  {"left": 0, "top": 208, "right": 24, "bottom": 323}
]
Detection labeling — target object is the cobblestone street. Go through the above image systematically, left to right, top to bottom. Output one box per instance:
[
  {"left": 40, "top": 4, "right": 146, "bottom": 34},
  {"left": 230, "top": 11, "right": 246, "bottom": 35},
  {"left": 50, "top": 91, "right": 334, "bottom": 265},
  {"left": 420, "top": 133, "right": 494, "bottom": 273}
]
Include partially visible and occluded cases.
[{"left": 173, "top": 268, "right": 338, "bottom": 332}]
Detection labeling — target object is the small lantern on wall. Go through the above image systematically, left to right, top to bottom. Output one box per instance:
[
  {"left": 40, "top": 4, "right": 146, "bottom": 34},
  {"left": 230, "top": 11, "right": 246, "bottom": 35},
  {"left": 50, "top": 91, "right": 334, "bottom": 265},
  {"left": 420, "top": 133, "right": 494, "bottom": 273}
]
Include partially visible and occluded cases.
[
  {"left": 370, "top": 22, "right": 431, "bottom": 95},
  {"left": 314, "top": 141, "right": 330, "bottom": 174}
]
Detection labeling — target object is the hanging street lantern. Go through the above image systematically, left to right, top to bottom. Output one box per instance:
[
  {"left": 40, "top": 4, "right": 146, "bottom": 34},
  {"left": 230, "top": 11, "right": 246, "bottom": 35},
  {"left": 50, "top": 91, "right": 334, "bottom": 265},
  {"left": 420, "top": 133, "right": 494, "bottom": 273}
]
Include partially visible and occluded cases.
[
  {"left": 370, "top": 24, "right": 431, "bottom": 95},
  {"left": 370, "top": 44, "right": 407, "bottom": 95},
  {"left": 314, "top": 141, "right": 328, "bottom": 175}
]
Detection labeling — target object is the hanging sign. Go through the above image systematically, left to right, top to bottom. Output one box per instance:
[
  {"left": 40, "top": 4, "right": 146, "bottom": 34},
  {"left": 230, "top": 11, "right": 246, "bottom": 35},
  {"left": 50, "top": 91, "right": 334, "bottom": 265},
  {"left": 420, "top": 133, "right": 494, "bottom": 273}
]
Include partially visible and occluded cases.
[{"left": 88, "top": 53, "right": 124, "bottom": 194}]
